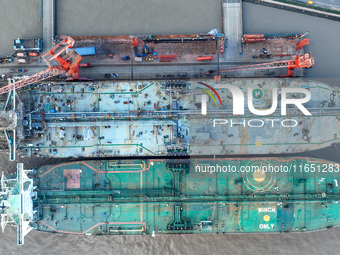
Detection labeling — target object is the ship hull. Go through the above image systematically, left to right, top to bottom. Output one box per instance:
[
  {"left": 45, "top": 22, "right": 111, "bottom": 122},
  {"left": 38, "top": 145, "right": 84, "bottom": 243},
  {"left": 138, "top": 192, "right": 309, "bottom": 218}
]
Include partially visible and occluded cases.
[
  {"left": 5, "top": 78, "right": 338, "bottom": 159},
  {"left": 33, "top": 157, "right": 340, "bottom": 235}
]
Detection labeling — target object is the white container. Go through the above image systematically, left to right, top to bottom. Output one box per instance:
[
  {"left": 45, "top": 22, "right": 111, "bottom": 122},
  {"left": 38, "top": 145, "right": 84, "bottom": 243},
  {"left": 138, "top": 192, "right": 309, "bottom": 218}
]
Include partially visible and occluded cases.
[
  {"left": 17, "top": 52, "right": 27, "bottom": 58},
  {"left": 18, "top": 58, "right": 27, "bottom": 63}
]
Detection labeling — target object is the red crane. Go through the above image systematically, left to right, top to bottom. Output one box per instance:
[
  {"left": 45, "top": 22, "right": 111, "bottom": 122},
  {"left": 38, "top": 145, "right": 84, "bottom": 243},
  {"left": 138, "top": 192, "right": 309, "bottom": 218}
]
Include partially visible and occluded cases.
[
  {"left": 0, "top": 36, "right": 82, "bottom": 95},
  {"left": 296, "top": 39, "right": 309, "bottom": 50},
  {"left": 206, "top": 52, "right": 314, "bottom": 77},
  {"left": 67, "top": 63, "right": 92, "bottom": 81}
]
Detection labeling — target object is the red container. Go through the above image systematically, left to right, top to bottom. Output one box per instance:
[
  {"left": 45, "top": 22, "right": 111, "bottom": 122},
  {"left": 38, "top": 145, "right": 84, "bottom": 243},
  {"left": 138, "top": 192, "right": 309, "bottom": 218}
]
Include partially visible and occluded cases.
[
  {"left": 159, "top": 55, "right": 178, "bottom": 58},
  {"left": 196, "top": 56, "right": 213, "bottom": 61}
]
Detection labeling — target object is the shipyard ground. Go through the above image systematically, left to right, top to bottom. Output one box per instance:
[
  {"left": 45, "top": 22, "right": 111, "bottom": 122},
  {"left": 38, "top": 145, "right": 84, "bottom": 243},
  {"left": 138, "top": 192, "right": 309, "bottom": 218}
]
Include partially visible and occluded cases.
[
  {"left": 0, "top": 0, "right": 306, "bottom": 82},
  {"left": 0, "top": 32, "right": 305, "bottom": 81}
]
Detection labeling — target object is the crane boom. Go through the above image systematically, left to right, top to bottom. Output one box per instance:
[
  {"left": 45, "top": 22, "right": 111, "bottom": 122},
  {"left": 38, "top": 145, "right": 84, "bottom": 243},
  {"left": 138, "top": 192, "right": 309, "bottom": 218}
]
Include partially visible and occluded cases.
[
  {"left": 0, "top": 36, "right": 81, "bottom": 96},
  {"left": 207, "top": 53, "right": 314, "bottom": 77},
  {"left": 0, "top": 68, "right": 65, "bottom": 95}
]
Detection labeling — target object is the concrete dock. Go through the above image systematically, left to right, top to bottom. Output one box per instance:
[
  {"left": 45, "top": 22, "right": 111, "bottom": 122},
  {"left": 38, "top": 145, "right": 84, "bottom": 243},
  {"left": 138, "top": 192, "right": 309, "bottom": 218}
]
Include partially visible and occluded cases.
[
  {"left": 42, "top": 0, "right": 55, "bottom": 51},
  {"left": 222, "top": 0, "right": 243, "bottom": 61},
  {"left": 223, "top": 0, "right": 243, "bottom": 47}
]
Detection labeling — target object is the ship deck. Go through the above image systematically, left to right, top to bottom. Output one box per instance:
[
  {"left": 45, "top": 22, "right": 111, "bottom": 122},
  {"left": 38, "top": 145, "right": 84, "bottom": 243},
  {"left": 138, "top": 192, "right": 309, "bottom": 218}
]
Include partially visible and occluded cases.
[
  {"left": 12, "top": 78, "right": 340, "bottom": 158},
  {"left": 34, "top": 158, "right": 340, "bottom": 235}
]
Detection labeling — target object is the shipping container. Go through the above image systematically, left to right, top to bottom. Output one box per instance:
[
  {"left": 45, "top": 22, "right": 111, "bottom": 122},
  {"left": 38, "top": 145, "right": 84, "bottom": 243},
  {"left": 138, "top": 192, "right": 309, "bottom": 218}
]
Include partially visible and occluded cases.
[
  {"left": 243, "top": 34, "right": 265, "bottom": 38},
  {"left": 243, "top": 38, "right": 266, "bottom": 43},
  {"left": 16, "top": 52, "right": 27, "bottom": 58},
  {"left": 29, "top": 52, "right": 38, "bottom": 57},
  {"left": 159, "top": 55, "right": 178, "bottom": 58},
  {"left": 196, "top": 56, "right": 213, "bottom": 61},
  {"left": 18, "top": 59, "right": 27, "bottom": 63},
  {"left": 78, "top": 63, "right": 92, "bottom": 67}
]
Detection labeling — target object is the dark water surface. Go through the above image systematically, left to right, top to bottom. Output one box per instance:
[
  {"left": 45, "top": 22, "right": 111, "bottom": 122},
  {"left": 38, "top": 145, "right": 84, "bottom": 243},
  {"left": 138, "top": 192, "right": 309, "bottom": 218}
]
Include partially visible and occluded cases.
[
  {"left": 0, "top": 0, "right": 41, "bottom": 57},
  {"left": 56, "top": 0, "right": 223, "bottom": 36},
  {"left": 0, "top": 1, "right": 340, "bottom": 255},
  {"left": 242, "top": 2, "right": 340, "bottom": 87}
]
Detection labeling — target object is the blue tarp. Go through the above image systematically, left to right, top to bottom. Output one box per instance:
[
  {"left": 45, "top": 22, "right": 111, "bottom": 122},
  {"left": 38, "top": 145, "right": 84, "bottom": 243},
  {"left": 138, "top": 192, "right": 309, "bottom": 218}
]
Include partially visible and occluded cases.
[{"left": 70, "top": 46, "right": 96, "bottom": 56}]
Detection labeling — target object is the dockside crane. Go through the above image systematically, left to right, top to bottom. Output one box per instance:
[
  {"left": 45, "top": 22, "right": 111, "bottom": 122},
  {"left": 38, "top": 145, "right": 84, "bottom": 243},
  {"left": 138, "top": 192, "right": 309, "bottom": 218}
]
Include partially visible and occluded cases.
[
  {"left": 0, "top": 36, "right": 82, "bottom": 95},
  {"left": 206, "top": 52, "right": 314, "bottom": 77}
]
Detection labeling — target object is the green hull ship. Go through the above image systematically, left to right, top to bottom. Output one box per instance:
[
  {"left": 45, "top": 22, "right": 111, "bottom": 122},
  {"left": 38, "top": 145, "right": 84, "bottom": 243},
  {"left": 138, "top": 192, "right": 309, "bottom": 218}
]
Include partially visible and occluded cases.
[{"left": 1, "top": 157, "right": 340, "bottom": 244}]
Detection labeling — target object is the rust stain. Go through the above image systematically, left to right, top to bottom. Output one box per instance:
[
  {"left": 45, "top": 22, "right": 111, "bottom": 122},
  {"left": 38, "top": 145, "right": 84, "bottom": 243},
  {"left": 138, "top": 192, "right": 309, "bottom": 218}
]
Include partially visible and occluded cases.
[{"left": 63, "top": 169, "right": 81, "bottom": 189}]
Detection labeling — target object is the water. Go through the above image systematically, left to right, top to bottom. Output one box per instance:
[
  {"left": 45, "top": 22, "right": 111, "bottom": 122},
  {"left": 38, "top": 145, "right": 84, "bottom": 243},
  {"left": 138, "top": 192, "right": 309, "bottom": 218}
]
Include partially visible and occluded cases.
[
  {"left": 0, "top": 0, "right": 41, "bottom": 57},
  {"left": 55, "top": 0, "right": 222, "bottom": 36},
  {"left": 1, "top": 1, "right": 340, "bottom": 254},
  {"left": 242, "top": 2, "right": 340, "bottom": 88},
  {"left": 1, "top": 225, "right": 340, "bottom": 255}
]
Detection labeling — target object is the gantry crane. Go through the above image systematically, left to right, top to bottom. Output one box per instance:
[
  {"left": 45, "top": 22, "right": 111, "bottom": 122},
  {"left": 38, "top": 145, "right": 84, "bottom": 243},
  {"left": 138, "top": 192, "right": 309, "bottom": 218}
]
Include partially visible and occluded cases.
[
  {"left": 0, "top": 36, "right": 82, "bottom": 95},
  {"left": 206, "top": 52, "right": 314, "bottom": 77}
]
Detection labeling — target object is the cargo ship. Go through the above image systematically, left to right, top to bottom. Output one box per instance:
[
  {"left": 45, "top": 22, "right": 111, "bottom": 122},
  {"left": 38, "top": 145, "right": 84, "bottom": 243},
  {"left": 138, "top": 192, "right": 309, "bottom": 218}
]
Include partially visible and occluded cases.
[
  {"left": 0, "top": 78, "right": 339, "bottom": 160},
  {"left": 1, "top": 157, "right": 340, "bottom": 245}
]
